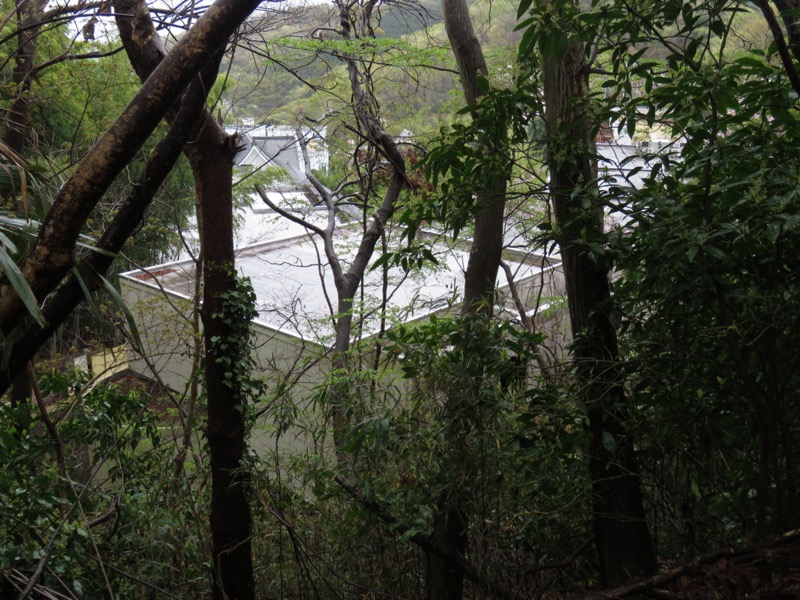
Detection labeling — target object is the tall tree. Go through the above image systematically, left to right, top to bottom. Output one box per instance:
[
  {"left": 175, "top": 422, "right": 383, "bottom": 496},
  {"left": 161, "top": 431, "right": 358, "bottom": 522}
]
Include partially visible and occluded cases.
[
  {"left": 5, "top": 0, "right": 47, "bottom": 153},
  {"left": 114, "top": 0, "right": 257, "bottom": 596},
  {"left": 257, "top": 0, "right": 407, "bottom": 456},
  {"left": 422, "top": 0, "right": 510, "bottom": 597},
  {"left": 444, "top": 0, "right": 507, "bottom": 314},
  {"left": 529, "top": 0, "right": 658, "bottom": 586}
]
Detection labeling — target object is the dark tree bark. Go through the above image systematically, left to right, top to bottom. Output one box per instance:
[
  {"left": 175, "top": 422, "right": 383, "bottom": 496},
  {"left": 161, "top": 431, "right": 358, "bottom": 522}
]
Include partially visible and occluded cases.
[
  {"left": 0, "top": 0, "right": 263, "bottom": 337},
  {"left": 2, "top": 0, "right": 46, "bottom": 410},
  {"left": 5, "top": 0, "right": 47, "bottom": 153},
  {"left": 443, "top": 0, "right": 507, "bottom": 315},
  {"left": 774, "top": 0, "right": 800, "bottom": 61},
  {"left": 114, "top": 1, "right": 255, "bottom": 597},
  {"left": 425, "top": 2, "right": 508, "bottom": 598},
  {"left": 540, "top": 9, "right": 657, "bottom": 587},
  {"left": 0, "top": 70, "right": 216, "bottom": 392},
  {"left": 196, "top": 153, "right": 254, "bottom": 600}
]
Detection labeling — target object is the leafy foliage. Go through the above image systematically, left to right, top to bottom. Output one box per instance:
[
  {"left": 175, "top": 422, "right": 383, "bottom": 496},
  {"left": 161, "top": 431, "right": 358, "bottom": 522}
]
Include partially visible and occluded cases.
[{"left": 0, "top": 370, "right": 208, "bottom": 597}]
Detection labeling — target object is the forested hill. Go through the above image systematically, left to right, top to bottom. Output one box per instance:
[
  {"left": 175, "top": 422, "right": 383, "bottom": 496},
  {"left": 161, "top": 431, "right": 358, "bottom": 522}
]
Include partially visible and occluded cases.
[
  {"left": 221, "top": 0, "right": 770, "bottom": 136},
  {"left": 222, "top": 0, "right": 522, "bottom": 135}
]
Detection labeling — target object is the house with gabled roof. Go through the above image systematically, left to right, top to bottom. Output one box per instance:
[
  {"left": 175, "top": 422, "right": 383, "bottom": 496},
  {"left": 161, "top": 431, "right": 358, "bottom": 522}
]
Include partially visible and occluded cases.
[{"left": 228, "top": 124, "right": 329, "bottom": 185}]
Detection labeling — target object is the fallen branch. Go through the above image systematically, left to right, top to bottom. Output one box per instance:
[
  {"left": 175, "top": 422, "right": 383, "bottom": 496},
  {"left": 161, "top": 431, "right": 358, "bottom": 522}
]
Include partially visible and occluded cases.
[
  {"left": 334, "top": 475, "right": 515, "bottom": 600},
  {"left": 88, "top": 495, "right": 119, "bottom": 530},
  {"left": 582, "top": 529, "right": 800, "bottom": 599}
]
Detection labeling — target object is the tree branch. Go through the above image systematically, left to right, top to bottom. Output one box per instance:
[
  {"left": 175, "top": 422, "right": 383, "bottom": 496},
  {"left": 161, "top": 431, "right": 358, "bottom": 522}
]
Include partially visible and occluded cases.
[
  {"left": 0, "top": 0, "right": 264, "bottom": 337},
  {"left": 756, "top": 0, "right": 800, "bottom": 98},
  {"left": 0, "top": 47, "right": 220, "bottom": 393},
  {"left": 582, "top": 530, "right": 800, "bottom": 599}
]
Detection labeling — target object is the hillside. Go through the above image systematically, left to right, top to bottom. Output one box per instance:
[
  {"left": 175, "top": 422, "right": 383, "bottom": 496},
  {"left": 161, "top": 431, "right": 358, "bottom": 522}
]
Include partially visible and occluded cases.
[{"left": 221, "top": 0, "right": 521, "bottom": 137}]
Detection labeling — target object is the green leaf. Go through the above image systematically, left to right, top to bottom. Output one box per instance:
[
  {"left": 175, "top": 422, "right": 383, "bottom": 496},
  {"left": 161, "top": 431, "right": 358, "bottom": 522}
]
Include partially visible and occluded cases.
[
  {"left": 0, "top": 246, "right": 44, "bottom": 327},
  {"left": 99, "top": 273, "right": 143, "bottom": 353}
]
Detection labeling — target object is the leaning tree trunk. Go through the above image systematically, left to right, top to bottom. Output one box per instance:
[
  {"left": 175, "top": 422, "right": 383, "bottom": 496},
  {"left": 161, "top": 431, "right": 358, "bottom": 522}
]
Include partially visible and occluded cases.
[
  {"left": 0, "top": 0, "right": 262, "bottom": 343},
  {"left": 114, "top": 1, "right": 255, "bottom": 597},
  {"left": 540, "top": 12, "right": 657, "bottom": 587}
]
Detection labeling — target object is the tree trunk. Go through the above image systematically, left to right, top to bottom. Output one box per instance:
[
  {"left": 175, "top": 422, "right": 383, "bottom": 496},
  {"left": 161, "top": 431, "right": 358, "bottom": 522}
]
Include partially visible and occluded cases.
[
  {"left": 0, "top": 0, "right": 262, "bottom": 335},
  {"left": 2, "top": 0, "right": 45, "bottom": 410},
  {"left": 5, "top": 0, "right": 47, "bottom": 153},
  {"left": 443, "top": 0, "right": 507, "bottom": 314},
  {"left": 774, "top": 0, "right": 800, "bottom": 61},
  {"left": 425, "top": 1, "right": 508, "bottom": 597},
  {"left": 114, "top": 2, "right": 254, "bottom": 597},
  {"left": 541, "top": 17, "right": 657, "bottom": 587},
  {"left": 0, "top": 77, "right": 213, "bottom": 393},
  {"left": 193, "top": 146, "right": 255, "bottom": 600}
]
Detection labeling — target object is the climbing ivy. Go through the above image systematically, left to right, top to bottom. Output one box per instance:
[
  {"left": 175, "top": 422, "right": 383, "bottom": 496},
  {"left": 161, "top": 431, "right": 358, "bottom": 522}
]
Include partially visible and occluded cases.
[{"left": 210, "top": 273, "right": 263, "bottom": 407}]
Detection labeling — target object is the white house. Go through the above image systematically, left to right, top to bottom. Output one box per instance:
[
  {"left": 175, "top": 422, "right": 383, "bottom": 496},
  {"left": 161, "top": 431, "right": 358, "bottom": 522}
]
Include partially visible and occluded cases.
[
  {"left": 228, "top": 124, "right": 329, "bottom": 184},
  {"left": 120, "top": 226, "right": 563, "bottom": 393}
]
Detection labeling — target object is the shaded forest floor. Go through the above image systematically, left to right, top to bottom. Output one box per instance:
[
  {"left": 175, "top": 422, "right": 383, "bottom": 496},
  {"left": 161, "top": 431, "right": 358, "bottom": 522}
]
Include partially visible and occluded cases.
[{"left": 573, "top": 530, "right": 800, "bottom": 599}]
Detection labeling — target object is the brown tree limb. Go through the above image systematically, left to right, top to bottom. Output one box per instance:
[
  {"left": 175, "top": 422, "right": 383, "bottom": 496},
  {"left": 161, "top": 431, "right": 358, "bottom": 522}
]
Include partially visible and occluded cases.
[
  {"left": 0, "top": 0, "right": 263, "bottom": 334},
  {"left": 31, "top": 46, "right": 125, "bottom": 76},
  {"left": 0, "top": 52, "right": 220, "bottom": 393},
  {"left": 87, "top": 495, "right": 119, "bottom": 529},
  {"left": 582, "top": 530, "right": 800, "bottom": 599}
]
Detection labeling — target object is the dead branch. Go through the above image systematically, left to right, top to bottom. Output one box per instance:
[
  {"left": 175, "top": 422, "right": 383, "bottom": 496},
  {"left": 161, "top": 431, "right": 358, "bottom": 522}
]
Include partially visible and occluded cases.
[
  {"left": 87, "top": 495, "right": 119, "bottom": 529},
  {"left": 582, "top": 530, "right": 800, "bottom": 599}
]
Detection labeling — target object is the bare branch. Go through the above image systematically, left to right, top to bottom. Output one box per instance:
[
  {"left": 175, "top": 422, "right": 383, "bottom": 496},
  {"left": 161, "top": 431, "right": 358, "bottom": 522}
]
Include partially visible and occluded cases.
[
  {"left": 31, "top": 46, "right": 125, "bottom": 76},
  {"left": 254, "top": 184, "right": 326, "bottom": 239}
]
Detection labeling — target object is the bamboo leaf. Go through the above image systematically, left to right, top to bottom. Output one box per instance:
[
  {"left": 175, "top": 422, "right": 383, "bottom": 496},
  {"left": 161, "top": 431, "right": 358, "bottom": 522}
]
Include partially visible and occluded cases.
[{"left": 0, "top": 247, "right": 44, "bottom": 327}]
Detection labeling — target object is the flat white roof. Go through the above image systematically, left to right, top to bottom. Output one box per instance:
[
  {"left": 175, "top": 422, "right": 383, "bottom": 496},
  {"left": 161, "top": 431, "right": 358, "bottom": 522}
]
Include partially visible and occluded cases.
[{"left": 121, "top": 226, "right": 555, "bottom": 344}]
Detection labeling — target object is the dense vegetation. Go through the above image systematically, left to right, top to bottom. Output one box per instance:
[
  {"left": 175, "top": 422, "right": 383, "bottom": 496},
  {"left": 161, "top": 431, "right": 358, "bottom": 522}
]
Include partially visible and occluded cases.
[{"left": 1, "top": 0, "right": 799, "bottom": 598}]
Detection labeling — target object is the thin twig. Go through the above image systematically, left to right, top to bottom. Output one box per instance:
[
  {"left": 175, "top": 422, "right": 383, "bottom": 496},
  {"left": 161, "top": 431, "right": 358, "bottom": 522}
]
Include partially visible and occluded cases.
[{"left": 27, "top": 362, "right": 67, "bottom": 489}]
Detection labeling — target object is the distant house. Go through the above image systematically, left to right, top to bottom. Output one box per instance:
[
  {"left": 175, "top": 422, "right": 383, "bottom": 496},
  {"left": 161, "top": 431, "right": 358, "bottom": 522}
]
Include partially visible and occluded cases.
[
  {"left": 228, "top": 124, "right": 329, "bottom": 185},
  {"left": 596, "top": 129, "right": 683, "bottom": 230}
]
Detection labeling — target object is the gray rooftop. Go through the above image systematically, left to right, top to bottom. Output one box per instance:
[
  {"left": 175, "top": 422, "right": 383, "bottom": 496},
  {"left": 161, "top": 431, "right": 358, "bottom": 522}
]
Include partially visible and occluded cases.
[{"left": 121, "top": 227, "right": 555, "bottom": 344}]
